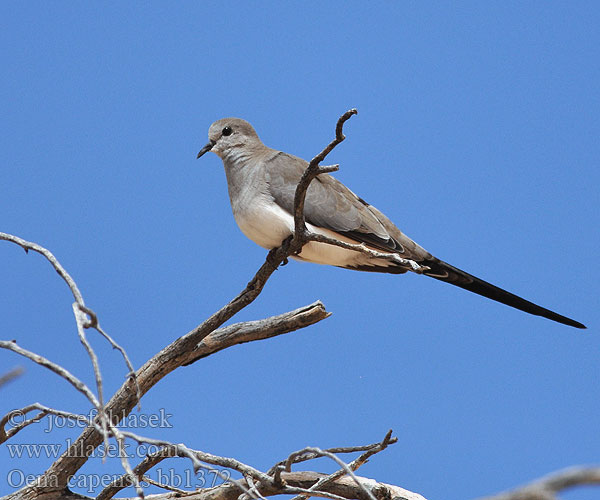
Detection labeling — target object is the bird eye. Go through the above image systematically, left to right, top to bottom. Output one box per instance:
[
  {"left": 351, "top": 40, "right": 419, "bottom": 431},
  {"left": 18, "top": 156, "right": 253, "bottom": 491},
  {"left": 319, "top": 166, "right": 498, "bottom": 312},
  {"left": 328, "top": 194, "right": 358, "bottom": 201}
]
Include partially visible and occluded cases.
[{"left": 222, "top": 126, "right": 233, "bottom": 136}]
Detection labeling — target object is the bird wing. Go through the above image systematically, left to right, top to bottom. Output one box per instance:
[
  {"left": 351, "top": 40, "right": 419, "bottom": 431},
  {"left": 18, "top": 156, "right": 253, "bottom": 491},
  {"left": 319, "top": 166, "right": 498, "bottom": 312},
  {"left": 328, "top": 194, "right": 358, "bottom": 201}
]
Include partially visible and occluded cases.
[{"left": 264, "top": 151, "right": 432, "bottom": 263}]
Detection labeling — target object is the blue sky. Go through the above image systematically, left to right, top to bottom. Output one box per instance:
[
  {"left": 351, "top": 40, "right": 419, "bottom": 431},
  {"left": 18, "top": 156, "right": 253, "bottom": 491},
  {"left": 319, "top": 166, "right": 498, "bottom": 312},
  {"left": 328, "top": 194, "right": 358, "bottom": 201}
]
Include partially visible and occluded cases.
[{"left": 1, "top": 2, "right": 598, "bottom": 499}]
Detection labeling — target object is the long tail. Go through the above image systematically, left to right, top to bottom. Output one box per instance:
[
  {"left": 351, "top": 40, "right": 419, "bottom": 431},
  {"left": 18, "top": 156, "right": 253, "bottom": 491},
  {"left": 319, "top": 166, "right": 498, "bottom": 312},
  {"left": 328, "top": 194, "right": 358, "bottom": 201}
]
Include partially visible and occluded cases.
[{"left": 423, "top": 258, "right": 586, "bottom": 329}]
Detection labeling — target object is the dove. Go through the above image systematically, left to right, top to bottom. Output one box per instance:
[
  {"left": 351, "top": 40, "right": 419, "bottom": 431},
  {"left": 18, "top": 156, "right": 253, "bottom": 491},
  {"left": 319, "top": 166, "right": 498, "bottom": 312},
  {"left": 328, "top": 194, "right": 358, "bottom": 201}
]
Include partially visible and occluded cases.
[{"left": 197, "top": 118, "right": 585, "bottom": 329}]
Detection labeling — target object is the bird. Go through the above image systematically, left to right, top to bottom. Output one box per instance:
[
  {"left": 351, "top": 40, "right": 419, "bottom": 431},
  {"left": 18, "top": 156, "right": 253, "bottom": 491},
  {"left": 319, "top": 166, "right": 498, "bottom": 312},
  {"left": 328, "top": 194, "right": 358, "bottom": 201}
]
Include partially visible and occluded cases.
[{"left": 196, "top": 117, "right": 585, "bottom": 329}]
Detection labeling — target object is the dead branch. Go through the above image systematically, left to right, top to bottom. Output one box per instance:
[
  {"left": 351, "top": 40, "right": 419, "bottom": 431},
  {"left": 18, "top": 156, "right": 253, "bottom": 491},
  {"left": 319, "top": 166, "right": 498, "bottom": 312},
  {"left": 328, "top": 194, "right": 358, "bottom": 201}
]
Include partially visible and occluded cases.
[
  {"left": 292, "top": 109, "right": 357, "bottom": 237},
  {"left": 0, "top": 232, "right": 136, "bottom": 389},
  {"left": 0, "top": 232, "right": 139, "bottom": 446},
  {"left": 0, "top": 295, "right": 329, "bottom": 500},
  {"left": 184, "top": 301, "right": 330, "bottom": 365},
  {"left": 0, "top": 340, "right": 113, "bottom": 456},
  {"left": 0, "top": 341, "right": 100, "bottom": 409},
  {"left": 0, "top": 367, "right": 24, "bottom": 389},
  {"left": 0, "top": 404, "right": 90, "bottom": 444},
  {"left": 285, "top": 430, "right": 397, "bottom": 500},
  {"left": 95, "top": 431, "right": 415, "bottom": 500},
  {"left": 268, "top": 434, "right": 397, "bottom": 475},
  {"left": 96, "top": 446, "right": 179, "bottom": 500},
  {"left": 283, "top": 448, "right": 377, "bottom": 500},
  {"left": 478, "top": 466, "right": 600, "bottom": 500},
  {"left": 92, "top": 471, "right": 427, "bottom": 500}
]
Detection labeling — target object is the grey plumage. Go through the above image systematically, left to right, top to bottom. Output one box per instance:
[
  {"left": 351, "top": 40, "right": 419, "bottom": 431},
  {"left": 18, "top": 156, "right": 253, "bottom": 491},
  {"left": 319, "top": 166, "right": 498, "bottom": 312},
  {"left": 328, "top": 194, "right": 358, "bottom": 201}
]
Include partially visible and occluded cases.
[{"left": 197, "top": 118, "right": 585, "bottom": 329}]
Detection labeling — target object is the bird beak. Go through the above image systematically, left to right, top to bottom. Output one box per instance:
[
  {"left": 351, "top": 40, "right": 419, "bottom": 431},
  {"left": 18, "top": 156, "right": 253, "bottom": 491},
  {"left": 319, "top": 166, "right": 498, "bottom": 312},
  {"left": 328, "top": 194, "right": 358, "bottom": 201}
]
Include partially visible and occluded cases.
[{"left": 197, "top": 140, "right": 216, "bottom": 159}]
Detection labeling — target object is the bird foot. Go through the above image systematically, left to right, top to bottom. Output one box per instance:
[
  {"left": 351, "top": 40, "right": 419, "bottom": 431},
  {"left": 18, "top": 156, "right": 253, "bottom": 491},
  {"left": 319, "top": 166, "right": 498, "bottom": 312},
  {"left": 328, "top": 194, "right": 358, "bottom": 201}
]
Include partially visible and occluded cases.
[{"left": 405, "top": 259, "right": 429, "bottom": 274}]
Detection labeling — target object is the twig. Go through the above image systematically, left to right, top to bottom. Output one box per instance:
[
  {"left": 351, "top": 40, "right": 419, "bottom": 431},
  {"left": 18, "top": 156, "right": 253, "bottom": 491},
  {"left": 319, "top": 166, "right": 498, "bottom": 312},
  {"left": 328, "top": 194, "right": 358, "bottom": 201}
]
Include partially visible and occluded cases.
[
  {"left": 292, "top": 109, "right": 357, "bottom": 245},
  {"left": 282, "top": 110, "right": 425, "bottom": 274},
  {"left": 0, "top": 232, "right": 140, "bottom": 409},
  {"left": 0, "top": 232, "right": 85, "bottom": 304},
  {"left": 42, "top": 300, "right": 328, "bottom": 490},
  {"left": 184, "top": 301, "right": 330, "bottom": 365},
  {"left": 72, "top": 303, "right": 110, "bottom": 454},
  {"left": 92, "top": 321, "right": 140, "bottom": 405},
  {"left": 0, "top": 340, "right": 114, "bottom": 461},
  {"left": 0, "top": 341, "right": 101, "bottom": 408},
  {"left": 0, "top": 366, "right": 24, "bottom": 389},
  {"left": 0, "top": 404, "right": 91, "bottom": 444},
  {"left": 97, "top": 430, "right": 259, "bottom": 500},
  {"left": 287, "top": 430, "right": 396, "bottom": 500},
  {"left": 95, "top": 431, "right": 404, "bottom": 500},
  {"left": 115, "top": 431, "right": 145, "bottom": 499},
  {"left": 269, "top": 432, "right": 397, "bottom": 473},
  {"left": 97, "top": 445, "right": 179, "bottom": 500},
  {"left": 284, "top": 446, "right": 378, "bottom": 500},
  {"left": 479, "top": 466, "right": 600, "bottom": 500},
  {"left": 281, "top": 471, "right": 427, "bottom": 500},
  {"left": 141, "top": 475, "right": 190, "bottom": 494},
  {"left": 241, "top": 476, "right": 268, "bottom": 500},
  {"left": 279, "top": 486, "right": 349, "bottom": 500}
]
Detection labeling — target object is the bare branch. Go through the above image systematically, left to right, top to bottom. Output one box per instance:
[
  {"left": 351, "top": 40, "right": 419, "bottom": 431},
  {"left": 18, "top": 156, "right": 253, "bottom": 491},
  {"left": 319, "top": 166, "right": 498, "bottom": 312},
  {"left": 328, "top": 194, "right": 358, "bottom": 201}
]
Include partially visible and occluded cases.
[
  {"left": 292, "top": 109, "right": 357, "bottom": 237},
  {"left": 0, "top": 232, "right": 139, "bottom": 408},
  {"left": 0, "top": 232, "right": 86, "bottom": 305},
  {"left": 36, "top": 298, "right": 329, "bottom": 491},
  {"left": 184, "top": 301, "right": 330, "bottom": 365},
  {"left": 71, "top": 303, "right": 110, "bottom": 454},
  {"left": 91, "top": 321, "right": 140, "bottom": 405},
  {"left": 0, "top": 340, "right": 113, "bottom": 458},
  {"left": 0, "top": 341, "right": 101, "bottom": 409},
  {"left": 0, "top": 366, "right": 24, "bottom": 388},
  {"left": 0, "top": 403, "right": 90, "bottom": 444},
  {"left": 345, "top": 429, "right": 396, "bottom": 471},
  {"left": 95, "top": 430, "right": 260, "bottom": 500},
  {"left": 286, "top": 430, "right": 397, "bottom": 500},
  {"left": 94, "top": 431, "right": 408, "bottom": 500},
  {"left": 118, "top": 431, "right": 269, "bottom": 482},
  {"left": 269, "top": 431, "right": 397, "bottom": 474},
  {"left": 114, "top": 432, "right": 145, "bottom": 499},
  {"left": 97, "top": 446, "right": 179, "bottom": 500},
  {"left": 284, "top": 447, "right": 377, "bottom": 500},
  {"left": 478, "top": 466, "right": 600, "bottom": 500},
  {"left": 102, "top": 471, "right": 427, "bottom": 500},
  {"left": 279, "top": 472, "right": 427, "bottom": 500},
  {"left": 141, "top": 475, "right": 190, "bottom": 494},
  {"left": 242, "top": 476, "right": 269, "bottom": 500},
  {"left": 278, "top": 485, "right": 349, "bottom": 500}
]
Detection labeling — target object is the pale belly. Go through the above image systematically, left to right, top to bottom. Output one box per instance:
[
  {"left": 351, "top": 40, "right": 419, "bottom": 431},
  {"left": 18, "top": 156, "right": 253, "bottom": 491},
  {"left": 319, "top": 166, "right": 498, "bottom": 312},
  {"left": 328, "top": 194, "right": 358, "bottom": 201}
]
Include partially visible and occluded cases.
[{"left": 233, "top": 200, "right": 393, "bottom": 269}]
